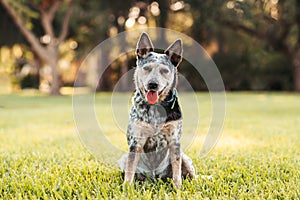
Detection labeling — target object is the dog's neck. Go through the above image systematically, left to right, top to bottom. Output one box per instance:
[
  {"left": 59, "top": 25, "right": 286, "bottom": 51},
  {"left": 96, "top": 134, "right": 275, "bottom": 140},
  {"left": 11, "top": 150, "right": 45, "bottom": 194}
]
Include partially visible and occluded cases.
[{"left": 161, "top": 88, "right": 178, "bottom": 109}]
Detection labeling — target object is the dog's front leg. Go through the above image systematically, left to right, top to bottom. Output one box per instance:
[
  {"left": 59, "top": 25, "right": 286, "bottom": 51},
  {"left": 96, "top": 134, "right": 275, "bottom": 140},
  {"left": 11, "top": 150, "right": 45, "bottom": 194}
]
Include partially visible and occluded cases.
[
  {"left": 124, "top": 122, "right": 151, "bottom": 185},
  {"left": 124, "top": 140, "right": 145, "bottom": 185},
  {"left": 169, "top": 140, "right": 182, "bottom": 188}
]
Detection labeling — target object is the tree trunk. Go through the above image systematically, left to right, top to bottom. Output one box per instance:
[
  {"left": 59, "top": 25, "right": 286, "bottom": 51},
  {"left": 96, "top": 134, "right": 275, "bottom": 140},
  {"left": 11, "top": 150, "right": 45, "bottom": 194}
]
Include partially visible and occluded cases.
[
  {"left": 156, "top": 0, "right": 168, "bottom": 48},
  {"left": 118, "top": 32, "right": 129, "bottom": 91},
  {"left": 48, "top": 46, "right": 62, "bottom": 95},
  {"left": 292, "top": 46, "right": 300, "bottom": 92},
  {"left": 97, "top": 48, "right": 109, "bottom": 91},
  {"left": 33, "top": 53, "right": 41, "bottom": 89},
  {"left": 119, "top": 55, "right": 129, "bottom": 91},
  {"left": 49, "top": 60, "right": 62, "bottom": 95}
]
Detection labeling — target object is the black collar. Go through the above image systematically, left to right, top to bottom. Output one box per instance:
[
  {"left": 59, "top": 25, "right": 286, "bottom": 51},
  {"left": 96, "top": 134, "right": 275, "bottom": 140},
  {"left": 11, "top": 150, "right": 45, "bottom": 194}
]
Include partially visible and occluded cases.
[
  {"left": 161, "top": 88, "right": 181, "bottom": 122},
  {"left": 162, "top": 88, "right": 178, "bottom": 110}
]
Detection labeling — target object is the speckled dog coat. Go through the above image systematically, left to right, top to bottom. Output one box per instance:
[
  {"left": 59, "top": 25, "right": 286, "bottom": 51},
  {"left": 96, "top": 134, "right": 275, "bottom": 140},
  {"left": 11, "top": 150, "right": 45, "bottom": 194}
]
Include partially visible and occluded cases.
[{"left": 119, "top": 32, "right": 196, "bottom": 188}]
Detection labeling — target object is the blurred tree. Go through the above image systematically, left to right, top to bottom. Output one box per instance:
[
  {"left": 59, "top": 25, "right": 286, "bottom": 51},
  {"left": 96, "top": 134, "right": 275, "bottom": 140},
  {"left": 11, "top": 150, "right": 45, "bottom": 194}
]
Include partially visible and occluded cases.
[
  {"left": 0, "top": 0, "right": 73, "bottom": 95},
  {"left": 70, "top": 0, "right": 133, "bottom": 91},
  {"left": 185, "top": 0, "right": 223, "bottom": 46},
  {"left": 220, "top": 0, "right": 300, "bottom": 92},
  {"left": 71, "top": 1, "right": 116, "bottom": 54},
  {"left": 0, "top": 6, "right": 25, "bottom": 46},
  {"left": 215, "top": 29, "right": 292, "bottom": 91}
]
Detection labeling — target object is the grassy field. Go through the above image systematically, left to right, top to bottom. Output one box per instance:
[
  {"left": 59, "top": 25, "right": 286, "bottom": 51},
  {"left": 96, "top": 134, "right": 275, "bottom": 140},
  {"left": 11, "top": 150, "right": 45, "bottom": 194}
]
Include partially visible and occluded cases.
[{"left": 0, "top": 92, "right": 299, "bottom": 199}]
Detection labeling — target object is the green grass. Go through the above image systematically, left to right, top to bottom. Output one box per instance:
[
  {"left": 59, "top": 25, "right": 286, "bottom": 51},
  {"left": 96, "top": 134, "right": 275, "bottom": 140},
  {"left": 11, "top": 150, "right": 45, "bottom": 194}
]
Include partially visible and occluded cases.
[{"left": 0, "top": 92, "right": 300, "bottom": 199}]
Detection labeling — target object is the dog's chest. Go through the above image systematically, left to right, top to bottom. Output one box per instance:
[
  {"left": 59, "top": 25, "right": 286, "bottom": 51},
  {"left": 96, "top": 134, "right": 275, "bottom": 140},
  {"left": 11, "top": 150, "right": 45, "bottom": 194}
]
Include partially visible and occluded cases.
[
  {"left": 130, "top": 102, "right": 166, "bottom": 126},
  {"left": 143, "top": 131, "right": 168, "bottom": 153},
  {"left": 141, "top": 133, "right": 170, "bottom": 172}
]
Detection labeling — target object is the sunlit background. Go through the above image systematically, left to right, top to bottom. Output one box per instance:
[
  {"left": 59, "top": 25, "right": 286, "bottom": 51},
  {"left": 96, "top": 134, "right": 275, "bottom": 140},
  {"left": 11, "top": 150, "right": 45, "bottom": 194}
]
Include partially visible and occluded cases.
[{"left": 0, "top": 0, "right": 299, "bottom": 95}]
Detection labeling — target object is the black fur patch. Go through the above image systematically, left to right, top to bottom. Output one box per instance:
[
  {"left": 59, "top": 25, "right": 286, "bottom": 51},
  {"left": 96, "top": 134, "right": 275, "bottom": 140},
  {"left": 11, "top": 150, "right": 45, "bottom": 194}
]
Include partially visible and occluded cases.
[{"left": 160, "top": 90, "right": 182, "bottom": 122}]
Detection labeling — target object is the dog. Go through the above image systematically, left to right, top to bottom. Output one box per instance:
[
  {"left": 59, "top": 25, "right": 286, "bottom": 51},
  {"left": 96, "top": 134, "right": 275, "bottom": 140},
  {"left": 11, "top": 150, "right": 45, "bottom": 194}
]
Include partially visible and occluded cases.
[{"left": 118, "top": 32, "right": 196, "bottom": 188}]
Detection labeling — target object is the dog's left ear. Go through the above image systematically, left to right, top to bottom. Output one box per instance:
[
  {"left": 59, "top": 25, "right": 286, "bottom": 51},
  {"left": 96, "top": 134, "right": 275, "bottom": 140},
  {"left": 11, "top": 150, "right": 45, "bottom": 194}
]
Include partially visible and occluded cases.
[
  {"left": 136, "top": 32, "right": 154, "bottom": 58},
  {"left": 165, "top": 39, "right": 183, "bottom": 67}
]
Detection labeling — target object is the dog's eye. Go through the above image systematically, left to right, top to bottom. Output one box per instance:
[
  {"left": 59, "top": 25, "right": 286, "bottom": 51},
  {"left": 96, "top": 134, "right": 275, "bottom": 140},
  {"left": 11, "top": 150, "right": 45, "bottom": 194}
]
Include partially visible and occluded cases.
[
  {"left": 143, "top": 66, "right": 152, "bottom": 72},
  {"left": 160, "top": 69, "right": 169, "bottom": 74}
]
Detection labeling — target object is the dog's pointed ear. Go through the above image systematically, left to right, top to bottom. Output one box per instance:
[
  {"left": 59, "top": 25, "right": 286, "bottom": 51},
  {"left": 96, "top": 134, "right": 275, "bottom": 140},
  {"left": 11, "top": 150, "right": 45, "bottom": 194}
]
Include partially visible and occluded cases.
[
  {"left": 136, "top": 32, "right": 154, "bottom": 58},
  {"left": 164, "top": 39, "right": 183, "bottom": 67}
]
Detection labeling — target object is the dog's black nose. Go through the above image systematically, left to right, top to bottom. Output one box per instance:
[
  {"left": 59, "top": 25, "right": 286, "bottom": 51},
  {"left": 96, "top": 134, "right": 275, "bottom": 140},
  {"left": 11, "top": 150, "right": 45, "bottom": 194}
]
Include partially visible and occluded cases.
[{"left": 148, "top": 82, "right": 158, "bottom": 90}]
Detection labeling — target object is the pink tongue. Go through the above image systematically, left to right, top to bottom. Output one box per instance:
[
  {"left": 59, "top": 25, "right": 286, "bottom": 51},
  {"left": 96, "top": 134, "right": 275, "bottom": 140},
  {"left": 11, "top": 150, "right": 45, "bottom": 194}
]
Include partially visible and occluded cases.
[{"left": 146, "top": 91, "right": 158, "bottom": 104}]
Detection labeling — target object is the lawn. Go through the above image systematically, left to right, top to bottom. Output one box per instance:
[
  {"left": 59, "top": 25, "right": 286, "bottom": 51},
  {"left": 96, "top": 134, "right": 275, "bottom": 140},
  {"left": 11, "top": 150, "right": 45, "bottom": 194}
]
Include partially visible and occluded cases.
[{"left": 0, "top": 92, "right": 299, "bottom": 199}]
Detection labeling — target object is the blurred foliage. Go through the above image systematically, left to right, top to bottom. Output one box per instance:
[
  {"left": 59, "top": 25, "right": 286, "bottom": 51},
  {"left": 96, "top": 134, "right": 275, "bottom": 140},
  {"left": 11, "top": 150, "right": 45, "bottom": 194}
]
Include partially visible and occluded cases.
[{"left": 0, "top": 0, "right": 299, "bottom": 91}]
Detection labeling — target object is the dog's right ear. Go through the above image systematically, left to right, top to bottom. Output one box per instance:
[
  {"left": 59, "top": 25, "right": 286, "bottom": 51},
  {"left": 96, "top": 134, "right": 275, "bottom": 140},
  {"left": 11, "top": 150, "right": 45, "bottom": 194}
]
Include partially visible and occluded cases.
[
  {"left": 136, "top": 32, "right": 154, "bottom": 58},
  {"left": 165, "top": 39, "right": 183, "bottom": 67}
]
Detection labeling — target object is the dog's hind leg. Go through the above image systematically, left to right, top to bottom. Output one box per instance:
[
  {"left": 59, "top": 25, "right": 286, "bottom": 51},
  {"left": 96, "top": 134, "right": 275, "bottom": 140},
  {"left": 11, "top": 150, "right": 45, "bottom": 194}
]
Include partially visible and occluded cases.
[{"left": 181, "top": 153, "right": 196, "bottom": 179}]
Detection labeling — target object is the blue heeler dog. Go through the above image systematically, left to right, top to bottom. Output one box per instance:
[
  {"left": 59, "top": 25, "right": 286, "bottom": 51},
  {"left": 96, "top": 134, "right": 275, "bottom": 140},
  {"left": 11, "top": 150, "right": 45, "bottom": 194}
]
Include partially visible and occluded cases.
[{"left": 119, "top": 32, "right": 196, "bottom": 188}]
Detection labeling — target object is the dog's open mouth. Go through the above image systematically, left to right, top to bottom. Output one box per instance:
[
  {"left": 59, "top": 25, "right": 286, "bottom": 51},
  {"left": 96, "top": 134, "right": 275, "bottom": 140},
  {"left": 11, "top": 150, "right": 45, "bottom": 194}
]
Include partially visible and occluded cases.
[{"left": 145, "top": 90, "right": 164, "bottom": 104}]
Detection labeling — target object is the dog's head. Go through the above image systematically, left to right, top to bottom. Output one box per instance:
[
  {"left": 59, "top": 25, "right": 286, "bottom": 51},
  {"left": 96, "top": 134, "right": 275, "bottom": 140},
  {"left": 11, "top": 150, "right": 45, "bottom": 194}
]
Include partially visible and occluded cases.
[{"left": 134, "top": 32, "right": 183, "bottom": 105}]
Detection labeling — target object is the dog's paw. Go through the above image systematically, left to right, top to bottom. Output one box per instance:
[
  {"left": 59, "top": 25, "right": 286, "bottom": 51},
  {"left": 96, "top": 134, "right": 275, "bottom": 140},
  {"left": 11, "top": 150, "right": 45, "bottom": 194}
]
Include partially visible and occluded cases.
[
  {"left": 123, "top": 172, "right": 135, "bottom": 185},
  {"left": 200, "top": 175, "right": 213, "bottom": 180},
  {"left": 123, "top": 177, "right": 133, "bottom": 186},
  {"left": 172, "top": 177, "right": 182, "bottom": 189},
  {"left": 122, "top": 179, "right": 134, "bottom": 190},
  {"left": 122, "top": 180, "right": 134, "bottom": 192}
]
